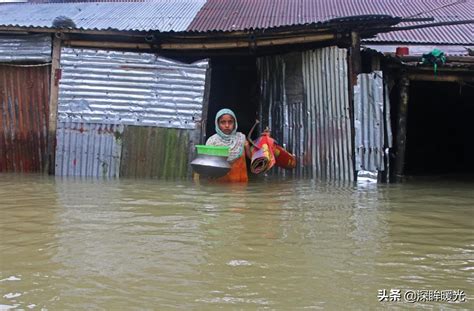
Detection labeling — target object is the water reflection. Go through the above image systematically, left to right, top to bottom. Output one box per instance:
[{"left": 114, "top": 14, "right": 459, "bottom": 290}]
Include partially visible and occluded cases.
[
  {"left": 0, "top": 174, "right": 472, "bottom": 309},
  {"left": 0, "top": 174, "right": 61, "bottom": 310}
]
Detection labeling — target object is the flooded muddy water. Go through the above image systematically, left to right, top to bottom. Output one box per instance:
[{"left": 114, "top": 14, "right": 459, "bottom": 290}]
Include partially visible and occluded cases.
[{"left": 0, "top": 174, "right": 473, "bottom": 309}]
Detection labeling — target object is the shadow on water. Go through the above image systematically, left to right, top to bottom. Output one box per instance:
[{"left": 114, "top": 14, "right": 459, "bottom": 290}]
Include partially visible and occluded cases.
[{"left": 0, "top": 173, "right": 473, "bottom": 309}]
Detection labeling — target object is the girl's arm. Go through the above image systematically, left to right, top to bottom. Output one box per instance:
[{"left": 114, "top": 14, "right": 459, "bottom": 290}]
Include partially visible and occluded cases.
[{"left": 244, "top": 140, "right": 251, "bottom": 159}]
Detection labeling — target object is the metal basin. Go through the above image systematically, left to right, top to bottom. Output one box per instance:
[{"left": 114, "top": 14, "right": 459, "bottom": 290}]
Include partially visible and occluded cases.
[{"left": 190, "top": 154, "right": 231, "bottom": 178}]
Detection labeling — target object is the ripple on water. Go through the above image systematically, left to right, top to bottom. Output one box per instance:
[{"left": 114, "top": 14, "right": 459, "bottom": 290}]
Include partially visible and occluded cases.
[{"left": 0, "top": 174, "right": 473, "bottom": 309}]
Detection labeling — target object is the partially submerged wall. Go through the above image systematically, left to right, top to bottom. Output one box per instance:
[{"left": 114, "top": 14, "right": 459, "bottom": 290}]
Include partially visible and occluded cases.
[
  {"left": 0, "top": 35, "right": 51, "bottom": 173},
  {"left": 258, "top": 46, "right": 355, "bottom": 181},
  {"left": 55, "top": 47, "right": 209, "bottom": 178},
  {"left": 354, "top": 71, "right": 393, "bottom": 181}
]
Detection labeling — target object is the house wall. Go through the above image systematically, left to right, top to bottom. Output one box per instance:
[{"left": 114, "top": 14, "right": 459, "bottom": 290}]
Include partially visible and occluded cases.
[
  {"left": 0, "top": 34, "right": 51, "bottom": 63},
  {"left": 0, "top": 35, "right": 51, "bottom": 173},
  {"left": 258, "top": 46, "right": 355, "bottom": 181},
  {"left": 55, "top": 47, "right": 209, "bottom": 178},
  {"left": 354, "top": 71, "right": 392, "bottom": 177},
  {"left": 55, "top": 121, "right": 123, "bottom": 177},
  {"left": 120, "top": 126, "right": 190, "bottom": 179}
]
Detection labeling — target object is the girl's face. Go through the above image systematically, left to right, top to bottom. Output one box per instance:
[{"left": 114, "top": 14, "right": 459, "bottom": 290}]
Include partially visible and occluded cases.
[{"left": 218, "top": 114, "right": 235, "bottom": 135}]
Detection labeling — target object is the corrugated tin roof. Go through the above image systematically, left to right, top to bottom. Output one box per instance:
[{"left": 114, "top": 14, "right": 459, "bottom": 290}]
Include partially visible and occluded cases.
[
  {"left": 0, "top": 0, "right": 471, "bottom": 45},
  {"left": 187, "top": 0, "right": 472, "bottom": 44},
  {"left": 187, "top": 0, "right": 396, "bottom": 31},
  {"left": 188, "top": 0, "right": 469, "bottom": 30},
  {"left": 367, "top": 0, "right": 473, "bottom": 44},
  {"left": 0, "top": 1, "right": 207, "bottom": 32},
  {"left": 369, "top": 24, "right": 472, "bottom": 44}
]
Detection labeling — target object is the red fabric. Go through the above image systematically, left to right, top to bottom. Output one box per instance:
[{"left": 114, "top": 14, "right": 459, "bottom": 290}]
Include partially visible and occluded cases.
[
  {"left": 250, "top": 133, "right": 276, "bottom": 174},
  {"left": 274, "top": 144, "right": 297, "bottom": 169}
]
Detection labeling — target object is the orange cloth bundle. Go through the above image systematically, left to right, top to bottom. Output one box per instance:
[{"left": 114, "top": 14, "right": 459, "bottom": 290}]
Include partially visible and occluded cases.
[{"left": 216, "top": 154, "right": 248, "bottom": 182}]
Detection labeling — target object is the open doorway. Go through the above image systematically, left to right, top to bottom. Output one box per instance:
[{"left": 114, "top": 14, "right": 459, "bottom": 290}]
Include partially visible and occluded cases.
[
  {"left": 205, "top": 56, "right": 259, "bottom": 140},
  {"left": 405, "top": 81, "right": 474, "bottom": 177}
]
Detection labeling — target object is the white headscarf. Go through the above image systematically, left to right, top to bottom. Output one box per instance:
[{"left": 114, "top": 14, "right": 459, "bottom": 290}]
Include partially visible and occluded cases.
[{"left": 206, "top": 108, "right": 246, "bottom": 162}]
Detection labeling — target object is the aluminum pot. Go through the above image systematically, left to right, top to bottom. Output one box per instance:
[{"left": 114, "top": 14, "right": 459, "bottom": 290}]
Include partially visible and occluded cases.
[{"left": 190, "top": 154, "right": 231, "bottom": 178}]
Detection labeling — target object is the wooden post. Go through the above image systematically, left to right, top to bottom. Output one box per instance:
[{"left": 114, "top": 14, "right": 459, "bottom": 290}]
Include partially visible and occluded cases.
[
  {"left": 348, "top": 31, "right": 361, "bottom": 181},
  {"left": 350, "top": 31, "right": 361, "bottom": 85},
  {"left": 46, "top": 35, "right": 62, "bottom": 175},
  {"left": 188, "top": 63, "right": 212, "bottom": 178},
  {"left": 200, "top": 66, "right": 212, "bottom": 144},
  {"left": 394, "top": 76, "right": 410, "bottom": 182}
]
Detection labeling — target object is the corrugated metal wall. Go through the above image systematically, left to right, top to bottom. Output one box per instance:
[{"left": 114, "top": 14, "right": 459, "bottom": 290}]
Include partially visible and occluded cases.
[
  {"left": 0, "top": 35, "right": 52, "bottom": 63},
  {"left": 258, "top": 46, "right": 354, "bottom": 181},
  {"left": 302, "top": 47, "right": 354, "bottom": 181},
  {"left": 56, "top": 48, "right": 208, "bottom": 178},
  {"left": 58, "top": 48, "right": 208, "bottom": 129},
  {"left": 257, "top": 53, "right": 309, "bottom": 178},
  {"left": 257, "top": 55, "right": 286, "bottom": 150},
  {"left": 0, "top": 64, "right": 50, "bottom": 173},
  {"left": 354, "top": 71, "right": 392, "bottom": 174},
  {"left": 55, "top": 121, "right": 123, "bottom": 177},
  {"left": 120, "top": 126, "right": 190, "bottom": 179}
]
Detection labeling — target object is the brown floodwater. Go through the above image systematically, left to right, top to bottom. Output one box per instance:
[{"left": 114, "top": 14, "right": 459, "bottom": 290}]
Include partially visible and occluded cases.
[{"left": 0, "top": 173, "right": 473, "bottom": 310}]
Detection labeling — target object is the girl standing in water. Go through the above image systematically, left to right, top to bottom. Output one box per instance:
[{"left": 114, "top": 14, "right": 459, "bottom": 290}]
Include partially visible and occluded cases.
[{"left": 206, "top": 108, "right": 250, "bottom": 182}]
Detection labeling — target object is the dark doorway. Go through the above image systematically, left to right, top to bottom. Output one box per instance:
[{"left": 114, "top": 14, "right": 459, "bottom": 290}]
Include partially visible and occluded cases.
[
  {"left": 205, "top": 56, "right": 259, "bottom": 140},
  {"left": 405, "top": 81, "right": 474, "bottom": 176}
]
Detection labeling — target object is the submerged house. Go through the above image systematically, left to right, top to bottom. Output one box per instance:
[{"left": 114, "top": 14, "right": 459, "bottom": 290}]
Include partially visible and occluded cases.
[
  {"left": 0, "top": 0, "right": 472, "bottom": 182},
  {"left": 359, "top": 0, "right": 473, "bottom": 181}
]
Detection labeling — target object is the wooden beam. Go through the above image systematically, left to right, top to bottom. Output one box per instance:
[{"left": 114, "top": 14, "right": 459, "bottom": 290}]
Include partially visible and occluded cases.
[
  {"left": 0, "top": 26, "right": 147, "bottom": 37},
  {"left": 347, "top": 32, "right": 361, "bottom": 181},
  {"left": 160, "top": 33, "right": 335, "bottom": 50},
  {"left": 258, "top": 33, "right": 335, "bottom": 46},
  {"left": 46, "top": 35, "right": 61, "bottom": 175},
  {"left": 64, "top": 40, "right": 153, "bottom": 50},
  {"left": 161, "top": 41, "right": 249, "bottom": 50},
  {"left": 397, "top": 56, "right": 474, "bottom": 64},
  {"left": 408, "top": 73, "right": 474, "bottom": 82},
  {"left": 394, "top": 76, "right": 410, "bottom": 182}
]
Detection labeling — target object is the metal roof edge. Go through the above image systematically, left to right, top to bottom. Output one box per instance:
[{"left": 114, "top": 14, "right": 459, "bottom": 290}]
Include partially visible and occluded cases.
[
  {"left": 0, "top": 14, "right": 402, "bottom": 36},
  {"left": 362, "top": 39, "right": 472, "bottom": 46}
]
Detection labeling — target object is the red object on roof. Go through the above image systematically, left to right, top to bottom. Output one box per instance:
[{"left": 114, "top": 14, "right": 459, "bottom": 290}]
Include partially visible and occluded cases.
[{"left": 396, "top": 46, "right": 409, "bottom": 56}]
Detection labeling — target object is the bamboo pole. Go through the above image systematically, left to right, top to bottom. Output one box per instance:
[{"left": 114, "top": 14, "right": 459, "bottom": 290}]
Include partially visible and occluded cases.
[
  {"left": 64, "top": 33, "right": 335, "bottom": 50},
  {"left": 161, "top": 33, "right": 335, "bottom": 50}
]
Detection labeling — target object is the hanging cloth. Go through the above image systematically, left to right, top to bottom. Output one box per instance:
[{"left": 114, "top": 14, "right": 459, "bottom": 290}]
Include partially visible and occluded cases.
[{"left": 421, "top": 49, "right": 446, "bottom": 76}]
